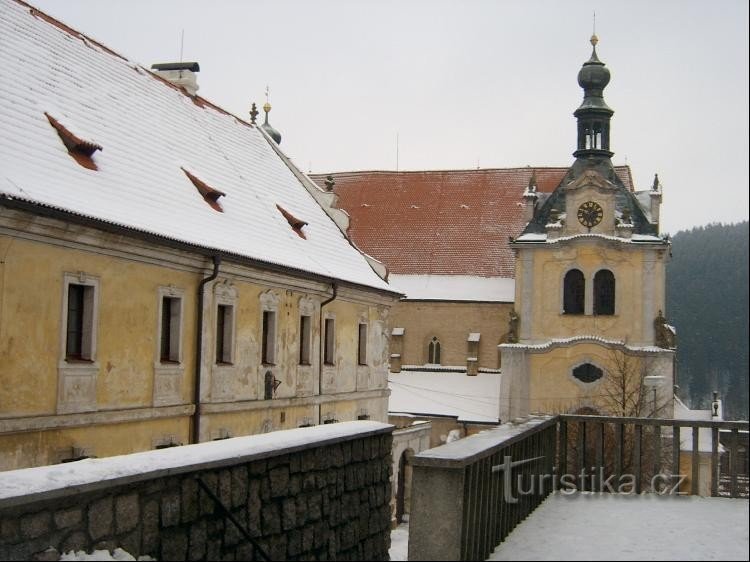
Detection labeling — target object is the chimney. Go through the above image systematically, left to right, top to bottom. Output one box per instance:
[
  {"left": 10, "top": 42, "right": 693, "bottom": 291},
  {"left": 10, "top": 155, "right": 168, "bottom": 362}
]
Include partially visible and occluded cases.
[{"left": 151, "top": 62, "right": 200, "bottom": 96}]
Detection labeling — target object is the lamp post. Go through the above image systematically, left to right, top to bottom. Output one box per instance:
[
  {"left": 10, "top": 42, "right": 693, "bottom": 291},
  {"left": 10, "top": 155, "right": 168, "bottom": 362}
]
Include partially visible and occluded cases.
[{"left": 643, "top": 375, "right": 666, "bottom": 417}]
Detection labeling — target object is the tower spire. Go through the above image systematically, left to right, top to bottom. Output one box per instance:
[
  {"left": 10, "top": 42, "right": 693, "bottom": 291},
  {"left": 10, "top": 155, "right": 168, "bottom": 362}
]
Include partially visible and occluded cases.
[{"left": 573, "top": 32, "right": 614, "bottom": 160}]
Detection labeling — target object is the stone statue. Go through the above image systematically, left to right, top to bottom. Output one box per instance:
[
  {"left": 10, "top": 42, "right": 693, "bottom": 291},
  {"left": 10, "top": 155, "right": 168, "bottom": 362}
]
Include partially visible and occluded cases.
[
  {"left": 507, "top": 309, "right": 519, "bottom": 343},
  {"left": 654, "top": 309, "right": 675, "bottom": 349}
]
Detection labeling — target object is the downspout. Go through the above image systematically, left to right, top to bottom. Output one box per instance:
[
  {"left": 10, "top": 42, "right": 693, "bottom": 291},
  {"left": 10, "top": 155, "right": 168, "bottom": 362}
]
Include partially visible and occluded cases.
[
  {"left": 192, "top": 255, "right": 221, "bottom": 444},
  {"left": 318, "top": 282, "right": 338, "bottom": 424}
]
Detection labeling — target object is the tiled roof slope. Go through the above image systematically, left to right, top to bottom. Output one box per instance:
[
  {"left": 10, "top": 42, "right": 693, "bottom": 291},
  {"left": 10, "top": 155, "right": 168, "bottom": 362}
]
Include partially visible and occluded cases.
[
  {"left": 0, "top": 0, "right": 393, "bottom": 293},
  {"left": 310, "top": 167, "right": 633, "bottom": 277}
]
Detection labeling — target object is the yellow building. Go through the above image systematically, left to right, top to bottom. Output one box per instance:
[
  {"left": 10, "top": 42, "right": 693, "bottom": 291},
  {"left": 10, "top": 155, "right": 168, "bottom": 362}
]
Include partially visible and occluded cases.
[
  {"left": 0, "top": 0, "right": 399, "bottom": 471},
  {"left": 500, "top": 35, "right": 675, "bottom": 420}
]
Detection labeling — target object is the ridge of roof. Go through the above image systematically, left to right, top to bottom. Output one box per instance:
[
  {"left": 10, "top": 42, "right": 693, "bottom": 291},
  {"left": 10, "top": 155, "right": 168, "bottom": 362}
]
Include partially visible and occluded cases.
[
  {"left": 0, "top": 0, "right": 395, "bottom": 294},
  {"left": 14, "top": 0, "right": 257, "bottom": 133},
  {"left": 310, "top": 165, "right": 633, "bottom": 178}
]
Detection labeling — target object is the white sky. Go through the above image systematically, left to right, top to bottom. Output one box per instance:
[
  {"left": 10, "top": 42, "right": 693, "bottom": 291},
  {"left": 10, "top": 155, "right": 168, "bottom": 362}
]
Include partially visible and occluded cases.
[{"left": 29, "top": 0, "right": 749, "bottom": 234}]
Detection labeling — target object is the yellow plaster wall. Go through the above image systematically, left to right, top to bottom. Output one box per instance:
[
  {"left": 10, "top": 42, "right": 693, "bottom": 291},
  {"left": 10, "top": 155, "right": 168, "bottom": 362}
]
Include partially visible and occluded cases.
[
  {"left": 0, "top": 235, "right": 198, "bottom": 416},
  {"left": 518, "top": 244, "right": 667, "bottom": 343},
  {"left": 388, "top": 301, "right": 513, "bottom": 369},
  {"left": 528, "top": 343, "right": 652, "bottom": 415},
  {"left": 0, "top": 416, "right": 189, "bottom": 472}
]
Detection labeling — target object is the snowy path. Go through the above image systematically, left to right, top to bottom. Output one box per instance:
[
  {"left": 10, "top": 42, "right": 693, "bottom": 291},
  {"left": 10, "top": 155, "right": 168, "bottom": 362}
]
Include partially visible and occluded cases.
[
  {"left": 489, "top": 492, "right": 749, "bottom": 561},
  {"left": 392, "top": 494, "right": 749, "bottom": 561}
]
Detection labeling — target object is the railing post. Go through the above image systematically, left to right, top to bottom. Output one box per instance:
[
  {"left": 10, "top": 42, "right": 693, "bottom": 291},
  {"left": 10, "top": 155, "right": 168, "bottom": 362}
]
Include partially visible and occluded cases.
[
  {"left": 558, "top": 419, "right": 567, "bottom": 489},
  {"left": 634, "top": 424, "right": 642, "bottom": 494},
  {"left": 672, "top": 425, "right": 681, "bottom": 493},
  {"left": 691, "top": 427, "right": 700, "bottom": 496},
  {"left": 711, "top": 427, "right": 719, "bottom": 497},
  {"left": 731, "top": 429, "right": 739, "bottom": 498}
]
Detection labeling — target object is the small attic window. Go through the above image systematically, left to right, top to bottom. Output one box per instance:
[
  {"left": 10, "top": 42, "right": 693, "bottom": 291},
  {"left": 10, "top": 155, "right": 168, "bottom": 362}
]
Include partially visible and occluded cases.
[
  {"left": 45, "top": 112, "right": 102, "bottom": 170},
  {"left": 181, "top": 167, "right": 226, "bottom": 212},
  {"left": 276, "top": 204, "right": 308, "bottom": 239}
]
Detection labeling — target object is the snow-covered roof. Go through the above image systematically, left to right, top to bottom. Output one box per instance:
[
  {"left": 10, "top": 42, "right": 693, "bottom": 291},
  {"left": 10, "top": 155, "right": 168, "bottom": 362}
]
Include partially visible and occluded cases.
[
  {"left": 0, "top": 0, "right": 393, "bottom": 293},
  {"left": 514, "top": 232, "right": 666, "bottom": 245},
  {"left": 389, "top": 274, "right": 515, "bottom": 302},
  {"left": 388, "top": 371, "right": 501, "bottom": 423},
  {"left": 673, "top": 397, "right": 723, "bottom": 453}
]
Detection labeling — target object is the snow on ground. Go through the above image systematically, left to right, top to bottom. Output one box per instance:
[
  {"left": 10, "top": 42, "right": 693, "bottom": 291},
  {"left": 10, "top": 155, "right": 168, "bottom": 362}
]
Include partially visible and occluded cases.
[
  {"left": 388, "top": 370, "right": 500, "bottom": 423},
  {"left": 489, "top": 492, "right": 749, "bottom": 561},
  {"left": 389, "top": 522, "right": 410, "bottom": 561},
  {"left": 58, "top": 548, "right": 153, "bottom": 560}
]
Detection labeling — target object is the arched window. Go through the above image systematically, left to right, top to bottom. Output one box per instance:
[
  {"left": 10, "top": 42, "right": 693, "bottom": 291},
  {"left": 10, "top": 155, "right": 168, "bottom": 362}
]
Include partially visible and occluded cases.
[
  {"left": 563, "top": 269, "right": 585, "bottom": 314},
  {"left": 594, "top": 269, "right": 616, "bottom": 315},
  {"left": 428, "top": 337, "right": 441, "bottom": 364},
  {"left": 572, "top": 363, "right": 604, "bottom": 384}
]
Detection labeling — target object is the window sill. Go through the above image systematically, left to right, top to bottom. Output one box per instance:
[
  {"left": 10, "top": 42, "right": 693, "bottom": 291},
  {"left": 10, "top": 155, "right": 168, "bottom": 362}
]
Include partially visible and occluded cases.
[{"left": 215, "top": 362, "right": 234, "bottom": 367}]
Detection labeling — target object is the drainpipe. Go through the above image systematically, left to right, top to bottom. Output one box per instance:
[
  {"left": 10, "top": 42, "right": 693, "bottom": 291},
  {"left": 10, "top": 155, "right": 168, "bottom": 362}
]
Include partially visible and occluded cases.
[
  {"left": 192, "top": 255, "right": 221, "bottom": 444},
  {"left": 318, "top": 282, "right": 337, "bottom": 424}
]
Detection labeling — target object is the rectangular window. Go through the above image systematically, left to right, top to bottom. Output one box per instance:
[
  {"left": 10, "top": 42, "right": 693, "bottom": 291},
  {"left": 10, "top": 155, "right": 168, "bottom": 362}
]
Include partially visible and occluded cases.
[
  {"left": 66, "top": 283, "right": 94, "bottom": 360},
  {"left": 160, "top": 296, "right": 181, "bottom": 363},
  {"left": 216, "top": 304, "right": 234, "bottom": 364},
  {"left": 262, "top": 310, "right": 276, "bottom": 365},
  {"left": 299, "top": 315, "right": 311, "bottom": 365},
  {"left": 324, "top": 318, "right": 335, "bottom": 365},
  {"left": 358, "top": 323, "right": 368, "bottom": 366}
]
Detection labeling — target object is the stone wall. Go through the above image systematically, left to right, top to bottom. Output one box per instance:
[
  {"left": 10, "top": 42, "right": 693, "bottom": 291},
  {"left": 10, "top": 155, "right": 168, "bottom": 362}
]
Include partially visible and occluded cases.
[{"left": 0, "top": 421, "right": 393, "bottom": 561}]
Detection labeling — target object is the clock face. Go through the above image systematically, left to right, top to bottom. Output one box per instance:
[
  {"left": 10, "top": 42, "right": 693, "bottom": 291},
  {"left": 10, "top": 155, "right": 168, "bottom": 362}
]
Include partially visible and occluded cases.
[{"left": 577, "top": 201, "right": 604, "bottom": 228}]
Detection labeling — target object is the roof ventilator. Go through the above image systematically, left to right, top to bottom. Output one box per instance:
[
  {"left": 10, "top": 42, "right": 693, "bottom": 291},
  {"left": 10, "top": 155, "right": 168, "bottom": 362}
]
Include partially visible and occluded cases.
[
  {"left": 45, "top": 112, "right": 102, "bottom": 170},
  {"left": 182, "top": 167, "right": 226, "bottom": 212},
  {"left": 276, "top": 204, "right": 308, "bottom": 239}
]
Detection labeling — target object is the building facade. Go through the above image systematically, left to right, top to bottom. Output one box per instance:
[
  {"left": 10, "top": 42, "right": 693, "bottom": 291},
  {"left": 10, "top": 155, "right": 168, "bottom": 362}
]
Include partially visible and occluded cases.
[
  {"left": 0, "top": 0, "right": 398, "bottom": 471},
  {"left": 501, "top": 35, "right": 675, "bottom": 419},
  {"left": 314, "top": 36, "right": 676, "bottom": 423}
]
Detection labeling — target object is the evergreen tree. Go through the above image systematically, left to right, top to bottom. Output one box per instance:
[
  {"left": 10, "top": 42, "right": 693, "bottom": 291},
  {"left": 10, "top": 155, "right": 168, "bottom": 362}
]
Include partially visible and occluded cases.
[{"left": 666, "top": 221, "right": 749, "bottom": 420}]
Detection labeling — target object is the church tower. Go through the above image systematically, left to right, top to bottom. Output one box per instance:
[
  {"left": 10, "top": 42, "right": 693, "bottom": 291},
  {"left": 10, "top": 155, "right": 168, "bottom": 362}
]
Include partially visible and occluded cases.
[{"left": 499, "top": 36, "right": 675, "bottom": 421}]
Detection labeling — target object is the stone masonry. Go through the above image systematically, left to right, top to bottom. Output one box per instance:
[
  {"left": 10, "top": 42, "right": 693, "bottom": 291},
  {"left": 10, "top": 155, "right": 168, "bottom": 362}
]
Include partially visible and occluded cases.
[{"left": 0, "top": 423, "right": 393, "bottom": 561}]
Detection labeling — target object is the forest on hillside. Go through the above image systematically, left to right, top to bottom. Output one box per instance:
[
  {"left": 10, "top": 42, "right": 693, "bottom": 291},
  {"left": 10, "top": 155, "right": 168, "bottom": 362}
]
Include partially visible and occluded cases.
[{"left": 666, "top": 221, "right": 749, "bottom": 420}]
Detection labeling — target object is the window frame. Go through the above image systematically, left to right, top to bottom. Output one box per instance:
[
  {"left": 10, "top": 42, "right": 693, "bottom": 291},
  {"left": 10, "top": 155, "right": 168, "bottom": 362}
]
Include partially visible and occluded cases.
[
  {"left": 563, "top": 268, "right": 586, "bottom": 315},
  {"left": 593, "top": 269, "right": 616, "bottom": 316},
  {"left": 61, "top": 273, "right": 100, "bottom": 363},
  {"left": 157, "top": 287, "right": 184, "bottom": 364},
  {"left": 215, "top": 303, "right": 235, "bottom": 365},
  {"left": 262, "top": 309, "right": 277, "bottom": 365},
  {"left": 299, "top": 314, "right": 312, "bottom": 365},
  {"left": 324, "top": 317, "right": 336, "bottom": 366},
  {"left": 358, "top": 322, "right": 368, "bottom": 366},
  {"left": 428, "top": 336, "right": 441, "bottom": 365}
]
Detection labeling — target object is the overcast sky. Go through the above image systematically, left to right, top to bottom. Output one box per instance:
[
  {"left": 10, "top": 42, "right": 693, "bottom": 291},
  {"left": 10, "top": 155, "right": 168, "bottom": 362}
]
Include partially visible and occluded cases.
[{"left": 30, "top": 0, "right": 749, "bottom": 234}]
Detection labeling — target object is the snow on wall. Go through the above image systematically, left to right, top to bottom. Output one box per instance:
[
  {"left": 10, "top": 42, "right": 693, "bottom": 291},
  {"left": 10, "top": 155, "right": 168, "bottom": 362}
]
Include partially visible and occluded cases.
[{"left": 0, "top": 421, "right": 391, "bottom": 505}]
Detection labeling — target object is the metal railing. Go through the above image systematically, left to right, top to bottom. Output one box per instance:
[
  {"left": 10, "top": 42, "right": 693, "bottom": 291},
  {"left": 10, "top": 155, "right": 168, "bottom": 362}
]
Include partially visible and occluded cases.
[
  {"left": 407, "top": 415, "right": 749, "bottom": 561},
  {"left": 558, "top": 415, "right": 749, "bottom": 498},
  {"left": 408, "top": 416, "right": 557, "bottom": 561}
]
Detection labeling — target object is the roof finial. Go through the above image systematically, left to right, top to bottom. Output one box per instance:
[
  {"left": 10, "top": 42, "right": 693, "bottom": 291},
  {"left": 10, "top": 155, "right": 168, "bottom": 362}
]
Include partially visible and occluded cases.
[
  {"left": 591, "top": 11, "right": 598, "bottom": 46},
  {"left": 260, "top": 84, "right": 282, "bottom": 144},
  {"left": 264, "top": 85, "right": 271, "bottom": 113},
  {"left": 249, "top": 102, "right": 259, "bottom": 125}
]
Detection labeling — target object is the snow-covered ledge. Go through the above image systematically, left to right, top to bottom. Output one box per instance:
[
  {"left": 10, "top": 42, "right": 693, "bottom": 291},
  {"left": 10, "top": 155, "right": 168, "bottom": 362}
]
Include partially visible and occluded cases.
[{"left": 0, "top": 421, "right": 392, "bottom": 508}]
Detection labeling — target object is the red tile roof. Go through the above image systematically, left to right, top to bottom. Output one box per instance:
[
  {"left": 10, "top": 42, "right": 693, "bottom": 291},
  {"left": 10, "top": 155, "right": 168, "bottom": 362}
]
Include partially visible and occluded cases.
[{"left": 311, "top": 167, "right": 634, "bottom": 277}]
